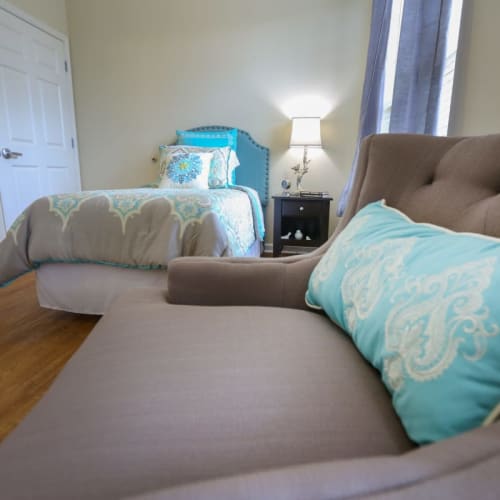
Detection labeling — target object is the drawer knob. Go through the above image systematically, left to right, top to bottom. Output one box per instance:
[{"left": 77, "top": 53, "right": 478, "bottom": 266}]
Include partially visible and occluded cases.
[{"left": 299, "top": 206, "right": 304, "bottom": 211}]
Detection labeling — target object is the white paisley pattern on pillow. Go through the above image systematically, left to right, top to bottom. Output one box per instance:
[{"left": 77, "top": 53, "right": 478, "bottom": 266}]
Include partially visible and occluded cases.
[
  {"left": 305, "top": 200, "right": 500, "bottom": 444},
  {"left": 308, "top": 214, "right": 372, "bottom": 298},
  {"left": 341, "top": 238, "right": 417, "bottom": 331},
  {"left": 384, "top": 257, "right": 500, "bottom": 390}
]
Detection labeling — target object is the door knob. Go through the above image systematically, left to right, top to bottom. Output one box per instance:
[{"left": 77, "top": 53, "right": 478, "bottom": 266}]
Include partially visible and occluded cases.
[{"left": 1, "top": 148, "right": 23, "bottom": 159}]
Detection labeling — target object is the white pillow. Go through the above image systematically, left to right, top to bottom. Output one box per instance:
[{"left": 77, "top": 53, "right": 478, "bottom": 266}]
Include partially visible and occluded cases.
[
  {"left": 158, "top": 145, "right": 240, "bottom": 188},
  {"left": 227, "top": 149, "right": 240, "bottom": 184},
  {"left": 159, "top": 150, "right": 212, "bottom": 189}
]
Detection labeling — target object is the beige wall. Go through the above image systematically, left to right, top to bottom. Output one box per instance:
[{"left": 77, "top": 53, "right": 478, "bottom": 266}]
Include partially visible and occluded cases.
[
  {"left": 5, "top": 0, "right": 500, "bottom": 242},
  {"left": 6, "top": 0, "right": 67, "bottom": 34},
  {"left": 66, "top": 0, "right": 371, "bottom": 237},
  {"left": 449, "top": 0, "right": 500, "bottom": 136}
]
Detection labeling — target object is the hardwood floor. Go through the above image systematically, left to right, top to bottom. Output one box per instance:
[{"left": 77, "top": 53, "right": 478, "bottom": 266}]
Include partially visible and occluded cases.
[{"left": 0, "top": 272, "right": 98, "bottom": 442}]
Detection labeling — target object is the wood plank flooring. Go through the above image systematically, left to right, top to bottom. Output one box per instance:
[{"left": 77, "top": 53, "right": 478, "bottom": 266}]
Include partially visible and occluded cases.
[{"left": 0, "top": 272, "right": 98, "bottom": 442}]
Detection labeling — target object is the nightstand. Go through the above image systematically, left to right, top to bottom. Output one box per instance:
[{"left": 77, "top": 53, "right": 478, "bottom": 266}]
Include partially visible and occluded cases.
[{"left": 272, "top": 195, "right": 333, "bottom": 257}]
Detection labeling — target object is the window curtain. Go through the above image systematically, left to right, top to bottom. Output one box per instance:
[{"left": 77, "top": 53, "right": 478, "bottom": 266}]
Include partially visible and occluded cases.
[
  {"left": 337, "top": 0, "right": 393, "bottom": 216},
  {"left": 338, "top": 0, "right": 453, "bottom": 216},
  {"left": 390, "top": 0, "right": 452, "bottom": 134}
]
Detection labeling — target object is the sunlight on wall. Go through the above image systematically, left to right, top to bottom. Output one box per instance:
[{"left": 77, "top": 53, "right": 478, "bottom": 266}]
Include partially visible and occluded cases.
[
  {"left": 66, "top": 0, "right": 372, "bottom": 240},
  {"left": 281, "top": 95, "right": 332, "bottom": 120}
]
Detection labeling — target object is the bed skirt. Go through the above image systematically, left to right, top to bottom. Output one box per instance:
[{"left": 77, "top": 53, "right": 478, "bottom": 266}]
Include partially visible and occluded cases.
[
  {"left": 36, "top": 240, "right": 263, "bottom": 315},
  {"left": 36, "top": 264, "right": 168, "bottom": 315}
]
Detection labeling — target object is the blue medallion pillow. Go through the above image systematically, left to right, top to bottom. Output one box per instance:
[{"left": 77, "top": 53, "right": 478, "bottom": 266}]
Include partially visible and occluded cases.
[
  {"left": 159, "top": 144, "right": 239, "bottom": 188},
  {"left": 158, "top": 148, "right": 212, "bottom": 189},
  {"left": 306, "top": 200, "right": 500, "bottom": 444}
]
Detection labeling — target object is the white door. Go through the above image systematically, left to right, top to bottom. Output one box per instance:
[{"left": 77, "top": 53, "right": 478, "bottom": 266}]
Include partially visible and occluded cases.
[{"left": 0, "top": 6, "right": 80, "bottom": 239}]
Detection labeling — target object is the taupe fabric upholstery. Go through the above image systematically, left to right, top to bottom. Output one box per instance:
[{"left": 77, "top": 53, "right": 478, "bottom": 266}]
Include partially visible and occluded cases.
[
  {"left": 3, "top": 133, "right": 500, "bottom": 499},
  {"left": 167, "top": 133, "right": 500, "bottom": 308},
  {"left": 339, "top": 133, "right": 500, "bottom": 236},
  {"left": 166, "top": 254, "right": 321, "bottom": 309},
  {"left": 0, "top": 288, "right": 412, "bottom": 499},
  {"left": 127, "top": 422, "right": 500, "bottom": 500}
]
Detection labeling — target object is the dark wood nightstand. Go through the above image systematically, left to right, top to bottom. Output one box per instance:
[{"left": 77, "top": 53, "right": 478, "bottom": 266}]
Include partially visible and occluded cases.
[{"left": 272, "top": 195, "right": 333, "bottom": 257}]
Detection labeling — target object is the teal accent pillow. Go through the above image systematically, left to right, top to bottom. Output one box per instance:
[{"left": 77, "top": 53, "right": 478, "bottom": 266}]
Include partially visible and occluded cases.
[
  {"left": 177, "top": 129, "right": 238, "bottom": 151},
  {"left": 306, "top": 200, "right": 500, "bottom": 444}
]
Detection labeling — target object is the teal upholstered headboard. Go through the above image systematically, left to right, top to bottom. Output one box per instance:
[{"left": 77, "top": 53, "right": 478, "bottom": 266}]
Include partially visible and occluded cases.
[{"left": 187, "top": 126, "right": 270, "bottom": 206}]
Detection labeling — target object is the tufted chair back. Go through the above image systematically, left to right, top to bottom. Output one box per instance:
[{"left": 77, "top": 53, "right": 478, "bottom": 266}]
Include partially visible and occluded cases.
[
  {"left": 167, "top": 133, "right": 500, "bottom": 311},
  {"left": 336, "top": 133, "right": 500, "bottom": 238}
]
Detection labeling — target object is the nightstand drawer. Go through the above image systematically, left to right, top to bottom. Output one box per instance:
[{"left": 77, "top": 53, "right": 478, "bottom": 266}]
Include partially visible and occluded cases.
[{"left": 281, "top": 200, "right": 322, "bottom": 217}]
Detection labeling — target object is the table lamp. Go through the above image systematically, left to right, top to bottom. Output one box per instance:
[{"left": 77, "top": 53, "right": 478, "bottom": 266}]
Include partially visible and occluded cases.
[{"left": 289, "top": 117, "right": 322, "bottom": 193}]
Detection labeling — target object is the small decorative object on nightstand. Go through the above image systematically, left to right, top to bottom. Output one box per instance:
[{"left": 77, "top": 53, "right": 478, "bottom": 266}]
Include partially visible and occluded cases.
[
  {"left": 280, "top": 178, "right": 292, "bottom": 196},
  {"left": 272, "top": 194, "right": 333, "bottom": 257}
]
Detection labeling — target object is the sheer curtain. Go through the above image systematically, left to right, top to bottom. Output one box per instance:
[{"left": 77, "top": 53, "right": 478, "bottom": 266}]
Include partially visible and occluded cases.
[{"left": 338, "top": 0, "right": 455, "bottom": 216}]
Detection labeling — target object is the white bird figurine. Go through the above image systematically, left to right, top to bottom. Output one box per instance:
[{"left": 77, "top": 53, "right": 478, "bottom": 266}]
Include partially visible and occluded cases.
[{"left": 294, "top": 229, "right": 304, "bottom": 240}]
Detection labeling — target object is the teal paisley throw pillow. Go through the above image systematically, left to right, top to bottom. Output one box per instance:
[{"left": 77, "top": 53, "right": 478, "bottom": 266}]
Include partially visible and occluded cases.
[{"left": 306, "top": 200, "right": 500, "bottom": 444}]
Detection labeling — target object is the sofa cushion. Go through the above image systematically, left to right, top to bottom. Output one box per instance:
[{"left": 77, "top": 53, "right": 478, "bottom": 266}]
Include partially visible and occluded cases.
[
  {"left": 306, "top": 200, "right": 500, "bottom": 445},
  {"left": 0, "top": 288, "right": 412, "bottom": 500},
  {"left": 124, "top": 422, "right": 500, "bottom": 500}
]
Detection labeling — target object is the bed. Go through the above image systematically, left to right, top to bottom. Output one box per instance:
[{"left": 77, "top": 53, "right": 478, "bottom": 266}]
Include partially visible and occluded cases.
[{"left": 0, "top": 126, "right": 270, "bottom": 314}]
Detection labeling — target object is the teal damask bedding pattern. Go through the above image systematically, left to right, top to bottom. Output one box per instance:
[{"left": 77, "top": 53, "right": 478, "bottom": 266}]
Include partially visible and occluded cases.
[{"left": 0, "top": 186, "right": 264, "bottom": 287}]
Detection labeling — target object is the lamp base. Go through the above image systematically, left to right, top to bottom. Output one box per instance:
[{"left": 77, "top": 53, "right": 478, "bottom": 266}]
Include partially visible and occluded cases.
[{"left": 291, "top": 145, "right": 310, "bottom": 193}]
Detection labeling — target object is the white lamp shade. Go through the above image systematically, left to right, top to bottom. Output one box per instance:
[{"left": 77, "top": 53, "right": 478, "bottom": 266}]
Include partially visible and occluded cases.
[{"left": 289, "top": 117, "right": 322, "bottom": 147}]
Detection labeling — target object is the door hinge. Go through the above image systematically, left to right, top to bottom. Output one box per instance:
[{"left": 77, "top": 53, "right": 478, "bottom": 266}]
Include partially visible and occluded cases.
[
  {"left": 64, "top": 60, "right": 68, "bottom": 73},
  {"left": 71, "top": 137, "right": 75, "bottom": 149}
]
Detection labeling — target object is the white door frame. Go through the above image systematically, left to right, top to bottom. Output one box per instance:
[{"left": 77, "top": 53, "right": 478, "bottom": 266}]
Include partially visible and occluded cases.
[{"left": 0, "top": 0, "right": 81, "bottom": 239}]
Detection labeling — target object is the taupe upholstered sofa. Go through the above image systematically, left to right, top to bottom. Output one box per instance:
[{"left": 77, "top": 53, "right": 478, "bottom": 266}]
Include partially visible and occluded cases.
[{"left": 1, "top": 133, "right": 500, "bottom": 499}]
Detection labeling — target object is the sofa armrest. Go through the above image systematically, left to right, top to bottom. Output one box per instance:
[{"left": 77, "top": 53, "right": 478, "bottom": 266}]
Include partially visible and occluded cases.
[{"left": 166, "top": 254, "right": 322, "bottom": 310}]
